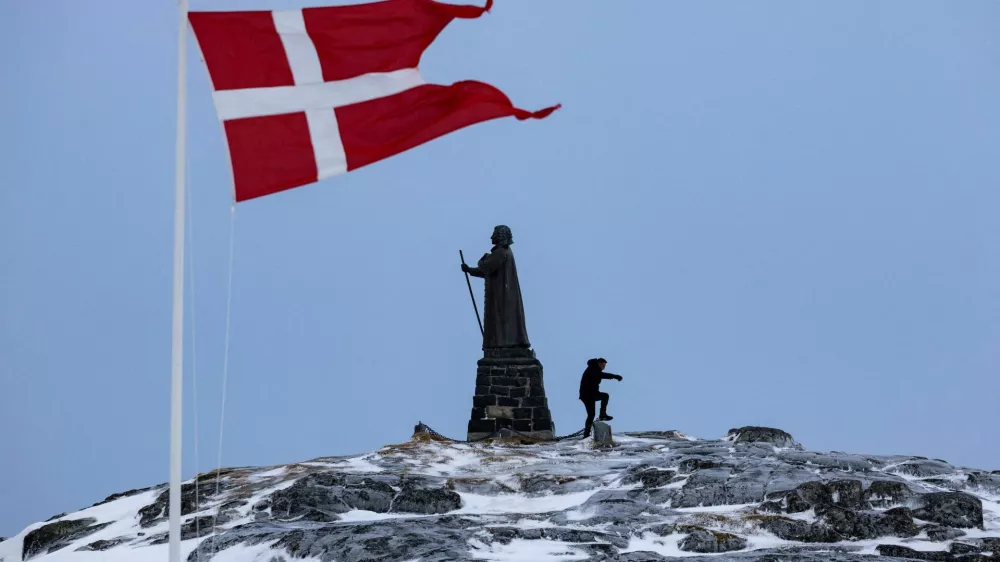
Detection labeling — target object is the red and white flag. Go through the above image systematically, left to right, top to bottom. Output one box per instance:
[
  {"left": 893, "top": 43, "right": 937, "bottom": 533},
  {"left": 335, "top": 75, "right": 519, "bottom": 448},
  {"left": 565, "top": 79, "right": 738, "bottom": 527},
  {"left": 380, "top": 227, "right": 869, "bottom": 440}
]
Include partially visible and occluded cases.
[{"left": 189, "top": 0, "right": 558, "bottom": 202}]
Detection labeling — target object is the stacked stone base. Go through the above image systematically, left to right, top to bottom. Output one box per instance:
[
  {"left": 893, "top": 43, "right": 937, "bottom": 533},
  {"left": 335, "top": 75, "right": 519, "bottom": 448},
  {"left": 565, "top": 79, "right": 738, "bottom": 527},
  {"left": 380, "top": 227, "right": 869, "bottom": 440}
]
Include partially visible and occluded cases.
[{"left": 467, "top": 348, "right": 555, "bottom": 441}]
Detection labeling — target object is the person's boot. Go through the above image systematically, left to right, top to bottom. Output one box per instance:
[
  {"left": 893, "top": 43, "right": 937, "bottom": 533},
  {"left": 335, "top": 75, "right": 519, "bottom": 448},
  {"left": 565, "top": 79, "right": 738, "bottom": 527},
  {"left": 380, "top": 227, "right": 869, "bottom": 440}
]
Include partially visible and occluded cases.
[{"left": 598, "top": 412, "right": 613, "bottom": 421}]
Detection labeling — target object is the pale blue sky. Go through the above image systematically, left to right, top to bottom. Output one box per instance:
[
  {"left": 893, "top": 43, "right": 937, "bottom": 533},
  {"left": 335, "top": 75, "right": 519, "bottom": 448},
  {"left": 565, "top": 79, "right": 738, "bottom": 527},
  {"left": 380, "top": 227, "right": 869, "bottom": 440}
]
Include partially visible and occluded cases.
[{"left": 2, "top": 0, "right": 998, "bottom": 537}]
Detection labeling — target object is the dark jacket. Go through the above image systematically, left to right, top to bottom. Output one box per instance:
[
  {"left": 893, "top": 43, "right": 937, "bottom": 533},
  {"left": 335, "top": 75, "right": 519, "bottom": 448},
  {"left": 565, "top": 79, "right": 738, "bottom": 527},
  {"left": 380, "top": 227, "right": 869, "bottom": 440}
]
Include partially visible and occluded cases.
[{"left": 579, "top": 359, "right": 620, "bottom": 400}]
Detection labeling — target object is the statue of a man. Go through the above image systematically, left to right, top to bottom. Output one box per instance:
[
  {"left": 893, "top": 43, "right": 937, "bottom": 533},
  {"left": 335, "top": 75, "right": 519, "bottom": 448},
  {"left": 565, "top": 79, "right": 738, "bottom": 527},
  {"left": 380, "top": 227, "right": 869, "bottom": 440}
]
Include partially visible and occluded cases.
[{"left": 462, "top": 225, "right": 531, "bottom": 349}]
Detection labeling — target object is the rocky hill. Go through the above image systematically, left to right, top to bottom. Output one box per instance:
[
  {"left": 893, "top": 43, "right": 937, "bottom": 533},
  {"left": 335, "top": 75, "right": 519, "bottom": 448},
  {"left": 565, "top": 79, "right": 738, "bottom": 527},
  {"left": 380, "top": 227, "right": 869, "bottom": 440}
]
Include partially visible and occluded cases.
[{"left": 1, "top": 426, "right": 998, "bottom": 561}]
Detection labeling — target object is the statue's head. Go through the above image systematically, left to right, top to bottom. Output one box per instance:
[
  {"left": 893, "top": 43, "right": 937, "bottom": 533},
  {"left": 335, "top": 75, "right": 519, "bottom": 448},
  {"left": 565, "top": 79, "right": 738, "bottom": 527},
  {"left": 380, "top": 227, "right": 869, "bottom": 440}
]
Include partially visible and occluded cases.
[{"left": 491, "top": 225, "right": 513, "bottom": 247}]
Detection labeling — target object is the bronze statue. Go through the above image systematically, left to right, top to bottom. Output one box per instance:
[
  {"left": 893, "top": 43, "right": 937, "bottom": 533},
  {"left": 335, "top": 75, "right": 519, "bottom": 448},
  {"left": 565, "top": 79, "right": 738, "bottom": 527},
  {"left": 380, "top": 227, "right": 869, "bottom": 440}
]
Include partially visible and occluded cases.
[{"left": 461, "top": 225, "right": 531, "bottom": 350}]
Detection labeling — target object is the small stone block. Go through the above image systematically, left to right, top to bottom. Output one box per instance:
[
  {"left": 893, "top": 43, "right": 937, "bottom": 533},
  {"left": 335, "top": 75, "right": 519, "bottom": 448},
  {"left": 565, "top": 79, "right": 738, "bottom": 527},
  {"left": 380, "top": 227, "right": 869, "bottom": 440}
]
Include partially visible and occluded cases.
[
  {"left": 481, "top": 347, "right": 535, "bottom": 359},
  {"left": 478, "top": 357, "right": 540, "bottom": 368},
  {"left": 476, "top": 374, "right": 490, "bottom": 386},
  {"left": 491, "top": 377, "right": 517, "bottom": 387},
  {"left": 475, "top": 385, "right": 490, "bottom": 396},
  {"left": 489, "top": 386, "right": 511, "bottom": 397},
  {"left": 529, "top": 386, "right": 546, "bottom": 397},
  {"left": 509, "top": 387, "right": 528, "bottom": 398},
  {"left": 473, "top": 395, "right": 497, "bottom": 407},
  {"left": 521, "top": 396, "right": 547, "bottom": 408},
  {"left": 497, "top": 397, "right": 519, "bottom": 407},
  {"left": 486, "top": 405, "right": 514, "bottom": 419},
  {"left": 471, "top": 407, "right": 486, "bottom": 420},
  {"left": 513, "top": 408, "right": 534, "bottom": 420},
  {"left": 532, "top": 408, "right": 552, "bottom": 421},
  {"left": 496, "top": 418, "right": 513, "bottom": 429},
  {"left": 468, "top": 419, "right": 497, "bottom": 434},
  {"left": 513, "top": 419, "right": 532, "bottom": 432},
  {"left": 535, "top": 420, "right": 555, "bottom": 432},
  {"left": 592, "top": 421, "right": 613, "bottom": 447}
]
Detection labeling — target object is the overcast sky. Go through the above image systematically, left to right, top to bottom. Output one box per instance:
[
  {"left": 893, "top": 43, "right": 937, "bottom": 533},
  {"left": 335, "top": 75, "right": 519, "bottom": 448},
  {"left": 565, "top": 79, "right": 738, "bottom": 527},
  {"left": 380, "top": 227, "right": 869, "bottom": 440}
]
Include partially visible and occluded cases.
[{"left": 2, "top": 0, "right": 998, "bottom": 537}]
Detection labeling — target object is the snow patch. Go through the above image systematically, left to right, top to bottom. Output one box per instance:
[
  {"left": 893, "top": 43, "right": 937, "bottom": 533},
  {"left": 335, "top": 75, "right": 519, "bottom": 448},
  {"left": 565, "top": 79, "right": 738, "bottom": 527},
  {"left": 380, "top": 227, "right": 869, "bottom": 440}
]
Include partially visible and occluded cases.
[
  {"left": 421, "top": 445, "right": 485, "bottom": 476},
  {"left": 334, "top": 454, "right": 384, "bottom": 473},
  {"left": 247, "top": 466, "right": 287, "bottom": 482},
  {"left": 665, "top": 477, "right": 688, "bottom": 490},
  {"left": 0, "top": 488, "right": 166, "bottom": 561},
  {"left": 457, "top": 490, "right": 599, "bottom": 515},
  {"left": 674, "top": 502, "right": 758, "bottom": 514},
  {"left": 563, "top": 506, "right": 599, "bottom": 522},
  {"left": 337, "top": 510, "right": 427, "bottom": 523},
  {"left": 506, "top": 518, "right": 560, "bottom": 530},
  {"left": 622, "top": 532, "right": 696, "bottom": 557},
  {"left": 743, "top": 532, "right": 797, "bottom": 552},
  {"left": 854, "top": 535, "right": 951, "bottom": 555},
  {"left": 468, "top": 537, "right": 590, "bottom": 561},
  {"left": 1, "top": 538, "right": 202, "bottom": 562},
  {"left": 210, "top": 540, "right": 321, "bottom": 562}
]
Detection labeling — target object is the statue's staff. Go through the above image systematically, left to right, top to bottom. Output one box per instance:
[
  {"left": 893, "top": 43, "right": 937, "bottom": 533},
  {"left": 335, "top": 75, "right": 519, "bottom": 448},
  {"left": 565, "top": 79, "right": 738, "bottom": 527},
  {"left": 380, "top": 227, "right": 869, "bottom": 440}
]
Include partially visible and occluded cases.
[{"left": 459, "top": 250, "right": 485, "bottom": 337}]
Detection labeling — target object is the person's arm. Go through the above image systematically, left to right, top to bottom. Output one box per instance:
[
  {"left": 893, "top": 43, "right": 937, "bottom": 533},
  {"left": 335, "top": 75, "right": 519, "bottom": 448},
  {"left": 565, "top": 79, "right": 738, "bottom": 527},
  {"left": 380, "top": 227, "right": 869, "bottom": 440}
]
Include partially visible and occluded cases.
[
  {"left": 463, "top": 249, "right": 506, "bottom": 278},
  {"left": 602, "top": 371, "right": 623, "bottom": 381}
]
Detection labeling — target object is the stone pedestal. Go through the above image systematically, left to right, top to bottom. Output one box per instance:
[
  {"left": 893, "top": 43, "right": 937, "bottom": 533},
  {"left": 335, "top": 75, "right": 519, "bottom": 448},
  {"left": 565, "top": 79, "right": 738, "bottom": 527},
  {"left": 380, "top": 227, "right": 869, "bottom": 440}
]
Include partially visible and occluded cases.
[{"left": 467, "top": 348, "right": 555, "bottom": 441}]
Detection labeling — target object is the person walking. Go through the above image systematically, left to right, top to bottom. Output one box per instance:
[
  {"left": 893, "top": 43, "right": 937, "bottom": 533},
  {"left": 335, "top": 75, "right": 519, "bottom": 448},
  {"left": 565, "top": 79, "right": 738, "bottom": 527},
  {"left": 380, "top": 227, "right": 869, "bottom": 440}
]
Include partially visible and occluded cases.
[{"left": 579, "top": 357, "right": 623, "bottom": 438}]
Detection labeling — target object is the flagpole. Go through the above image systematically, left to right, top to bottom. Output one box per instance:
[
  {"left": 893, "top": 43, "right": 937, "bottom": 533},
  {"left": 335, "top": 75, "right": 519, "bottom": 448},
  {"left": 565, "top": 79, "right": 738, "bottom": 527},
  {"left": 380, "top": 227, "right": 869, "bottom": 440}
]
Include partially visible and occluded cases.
[{"left": 169, "top": 0, "right": 188, "bottom": 561}]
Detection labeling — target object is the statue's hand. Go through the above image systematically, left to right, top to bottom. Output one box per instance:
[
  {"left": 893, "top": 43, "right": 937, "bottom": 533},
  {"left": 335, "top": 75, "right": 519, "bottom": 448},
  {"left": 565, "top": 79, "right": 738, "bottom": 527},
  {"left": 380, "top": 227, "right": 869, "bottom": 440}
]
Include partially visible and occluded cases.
[
  {"left": 461, "top": 263, "right": 470, "bottom": 273},
  {"left": 616, "top": 375, "right": 624, "bottom": 381}
]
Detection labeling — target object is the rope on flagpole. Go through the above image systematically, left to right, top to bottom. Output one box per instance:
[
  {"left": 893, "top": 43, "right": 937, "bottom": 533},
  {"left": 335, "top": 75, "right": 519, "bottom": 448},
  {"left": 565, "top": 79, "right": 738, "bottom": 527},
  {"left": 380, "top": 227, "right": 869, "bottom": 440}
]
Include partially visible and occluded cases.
[{"left": 210, "top": 204, "right": 236, "bottom": 557}]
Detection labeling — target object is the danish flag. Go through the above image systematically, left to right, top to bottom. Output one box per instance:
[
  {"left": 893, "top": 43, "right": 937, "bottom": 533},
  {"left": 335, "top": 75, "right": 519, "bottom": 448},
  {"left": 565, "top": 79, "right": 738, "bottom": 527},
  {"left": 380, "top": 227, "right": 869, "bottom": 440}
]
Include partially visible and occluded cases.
[{"left": 189, "top": 0, "right": 558, "bottom": 202}]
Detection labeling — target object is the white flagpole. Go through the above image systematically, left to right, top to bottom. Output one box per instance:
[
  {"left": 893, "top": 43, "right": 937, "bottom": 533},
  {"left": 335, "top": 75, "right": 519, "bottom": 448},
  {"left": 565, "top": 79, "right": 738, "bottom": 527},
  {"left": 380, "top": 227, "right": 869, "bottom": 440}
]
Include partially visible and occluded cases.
[{"left": 169, "top": 0, "right": 188, "bottom": 561}]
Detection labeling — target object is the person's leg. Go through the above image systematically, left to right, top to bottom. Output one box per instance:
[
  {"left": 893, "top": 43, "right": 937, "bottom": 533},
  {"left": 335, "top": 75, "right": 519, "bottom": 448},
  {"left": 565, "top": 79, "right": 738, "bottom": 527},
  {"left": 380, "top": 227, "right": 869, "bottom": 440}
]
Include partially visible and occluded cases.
[
  {"left": 598, "top": 392, "right": 612, "bottom": 420},
  {"left": 582, "top": 398, "right": 596, "bottom": 436}
]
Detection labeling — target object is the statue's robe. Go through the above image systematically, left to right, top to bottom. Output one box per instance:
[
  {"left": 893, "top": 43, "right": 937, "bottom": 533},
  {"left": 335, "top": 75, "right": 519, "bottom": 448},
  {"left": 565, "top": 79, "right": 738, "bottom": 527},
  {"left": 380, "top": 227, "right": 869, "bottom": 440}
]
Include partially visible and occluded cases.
[{"left": 466, "top": 245, "right": 530, "bottom": 349}]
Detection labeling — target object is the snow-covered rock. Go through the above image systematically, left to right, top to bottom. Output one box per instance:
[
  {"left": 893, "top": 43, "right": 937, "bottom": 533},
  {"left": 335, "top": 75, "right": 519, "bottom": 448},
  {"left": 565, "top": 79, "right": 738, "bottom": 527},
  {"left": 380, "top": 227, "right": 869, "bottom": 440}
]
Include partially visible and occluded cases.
[{"left": 2, "top": 426, "right": 999, "bottom": 561}]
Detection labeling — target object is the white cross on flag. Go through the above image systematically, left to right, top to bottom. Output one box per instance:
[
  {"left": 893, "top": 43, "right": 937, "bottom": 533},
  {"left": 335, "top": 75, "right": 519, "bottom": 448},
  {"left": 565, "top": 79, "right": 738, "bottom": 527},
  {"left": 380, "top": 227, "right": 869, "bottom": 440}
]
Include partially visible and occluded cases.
[{"left": 189, "top": 0, "right": 558, "bottom": 202}]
